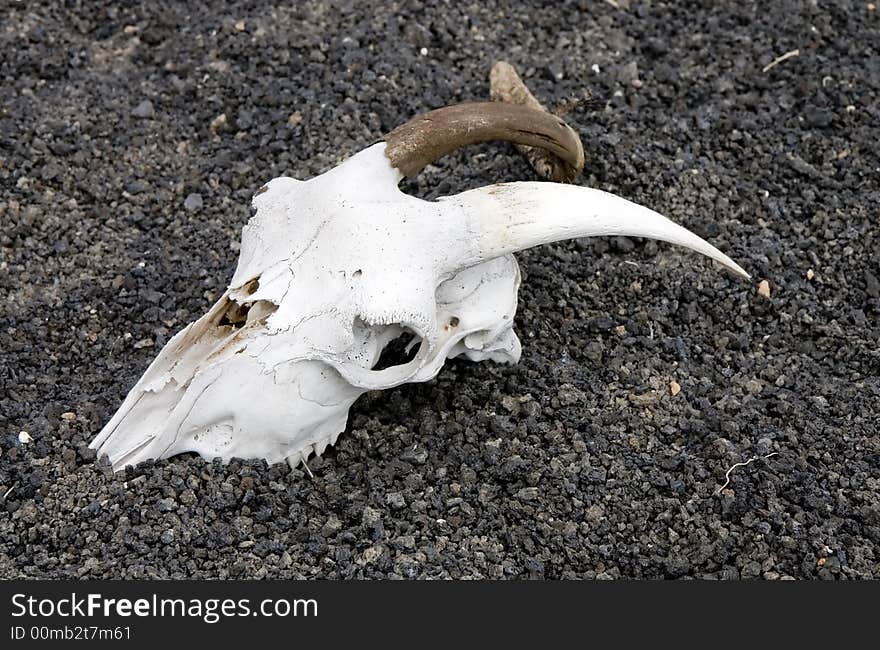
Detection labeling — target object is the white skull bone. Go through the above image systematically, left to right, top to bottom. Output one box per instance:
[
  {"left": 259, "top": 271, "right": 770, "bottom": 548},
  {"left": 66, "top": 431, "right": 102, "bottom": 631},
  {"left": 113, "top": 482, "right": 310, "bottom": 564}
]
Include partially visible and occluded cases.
[{"left": 91, "top": 104, "right": 748, "bottom": 472}]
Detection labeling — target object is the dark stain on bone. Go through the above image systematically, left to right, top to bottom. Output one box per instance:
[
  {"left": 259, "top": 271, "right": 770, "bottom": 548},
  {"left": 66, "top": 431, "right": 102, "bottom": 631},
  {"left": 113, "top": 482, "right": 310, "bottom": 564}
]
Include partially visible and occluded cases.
[
  {"left": 255, "top": 184, "right": 270, "bottom": 195},
  {"left": 212, "top": 276, "right": 274, "bottom": 331},
  {"left": 243, "top": 277, "right": 260, "bottom": 295},
  {"left": 216, "top": 296, "right": 277, "bottom": 330},
  {"left": 448, "top": 316, "right": 460, "bottom": 328}
]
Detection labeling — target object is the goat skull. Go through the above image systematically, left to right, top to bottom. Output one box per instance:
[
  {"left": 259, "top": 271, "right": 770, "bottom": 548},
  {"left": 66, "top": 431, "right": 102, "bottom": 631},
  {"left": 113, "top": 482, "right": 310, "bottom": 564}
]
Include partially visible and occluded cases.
[{"left": 92, "top": 102, "right": 748, "bottom": 471}]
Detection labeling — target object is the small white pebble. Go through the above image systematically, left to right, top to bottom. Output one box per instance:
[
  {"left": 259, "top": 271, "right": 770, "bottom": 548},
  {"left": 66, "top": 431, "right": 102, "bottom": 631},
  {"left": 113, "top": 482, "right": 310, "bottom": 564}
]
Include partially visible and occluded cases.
[
  {"left": 234, "top": 20, "right": 246, "bottom": 32},
  {"left": 419, "top": 47, "right": 428, "bottom": 56},
  {"left": 591, "top": 63, "right": 600, "bottom": 74},
  {"left": 210, "top": 113, "right": 227, "bottom": 133},
  {"left": 806, "top": 269, "right": 815, "bottom": 280},
  {"left": 757, "top": 279, "right": 771, "bottom": 299},
  {"left": 669, "top": 381, "right": 681, "bottom": 397},
  {"left": 61, "top": 412, "right": 76, "bottom": 421},
  {"left": 18, "top": 431, "right": 32, "bottom": 444}
]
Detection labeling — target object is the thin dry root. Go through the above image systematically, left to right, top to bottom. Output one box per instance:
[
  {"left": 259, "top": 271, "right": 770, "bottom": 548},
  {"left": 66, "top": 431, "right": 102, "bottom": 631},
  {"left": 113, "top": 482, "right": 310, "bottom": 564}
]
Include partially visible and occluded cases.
[
  {"left": 717, "top": 452, "right": 779, "bottom": 494},
  {"left": 1, "top": 481, "right": 17, "bottom": 502}
]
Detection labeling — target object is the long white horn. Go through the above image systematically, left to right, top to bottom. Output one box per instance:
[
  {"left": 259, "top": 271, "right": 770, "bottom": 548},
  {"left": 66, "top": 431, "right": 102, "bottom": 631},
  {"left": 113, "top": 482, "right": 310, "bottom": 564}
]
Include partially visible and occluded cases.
[{"left": 440, "top": 182, "right": 749, "bottom": 279}]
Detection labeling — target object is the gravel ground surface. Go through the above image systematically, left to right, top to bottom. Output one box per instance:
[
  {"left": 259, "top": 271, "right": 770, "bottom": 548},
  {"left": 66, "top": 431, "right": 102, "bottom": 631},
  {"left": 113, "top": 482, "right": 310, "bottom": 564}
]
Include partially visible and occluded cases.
[{"left": 2, "top": 1, "right": 878, "bottom": 579}]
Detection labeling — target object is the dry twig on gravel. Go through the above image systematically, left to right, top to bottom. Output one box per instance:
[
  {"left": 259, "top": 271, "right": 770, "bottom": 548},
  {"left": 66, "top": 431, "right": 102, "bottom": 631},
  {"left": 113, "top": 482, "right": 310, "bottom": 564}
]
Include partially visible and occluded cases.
[{"left": 762, "top": 49, "right": 800, "bottom": 73}]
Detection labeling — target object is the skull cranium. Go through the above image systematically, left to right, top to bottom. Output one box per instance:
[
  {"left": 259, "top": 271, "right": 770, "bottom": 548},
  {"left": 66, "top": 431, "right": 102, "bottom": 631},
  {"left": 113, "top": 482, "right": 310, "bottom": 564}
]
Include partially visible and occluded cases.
[{"left": 91, "top": 102, "right": 748, "bottom": 472}]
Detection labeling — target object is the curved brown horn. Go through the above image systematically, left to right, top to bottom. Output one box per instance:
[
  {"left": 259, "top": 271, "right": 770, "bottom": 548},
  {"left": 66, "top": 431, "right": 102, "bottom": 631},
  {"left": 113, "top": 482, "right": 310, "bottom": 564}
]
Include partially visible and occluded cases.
[
  {"left": 489, "top": 61, "right": 586, "bottom": 183},
  {"left": 383, "top": 102, "right": 585, "bottom": 181}
]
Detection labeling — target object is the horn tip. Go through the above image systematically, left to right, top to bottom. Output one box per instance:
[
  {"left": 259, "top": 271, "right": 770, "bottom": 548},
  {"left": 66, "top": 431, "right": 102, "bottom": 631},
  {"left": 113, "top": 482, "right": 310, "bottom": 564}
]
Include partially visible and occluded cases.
[{"left": 727, "top": 261, "right": 751, "bottom": 280}]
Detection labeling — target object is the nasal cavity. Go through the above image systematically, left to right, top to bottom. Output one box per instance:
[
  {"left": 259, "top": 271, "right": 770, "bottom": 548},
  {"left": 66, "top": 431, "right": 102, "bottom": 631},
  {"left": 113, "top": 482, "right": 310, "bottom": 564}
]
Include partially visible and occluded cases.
[{"left": 372, "top": 328, "right": 422, "bottom": 371}]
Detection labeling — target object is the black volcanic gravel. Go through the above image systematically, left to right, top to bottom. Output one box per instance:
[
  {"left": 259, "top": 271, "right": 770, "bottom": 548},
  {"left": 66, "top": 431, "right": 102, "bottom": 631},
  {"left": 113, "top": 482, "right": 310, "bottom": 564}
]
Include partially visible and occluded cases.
[{"left": 1, "top": 1, "right": 878, "bottom": 579}]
